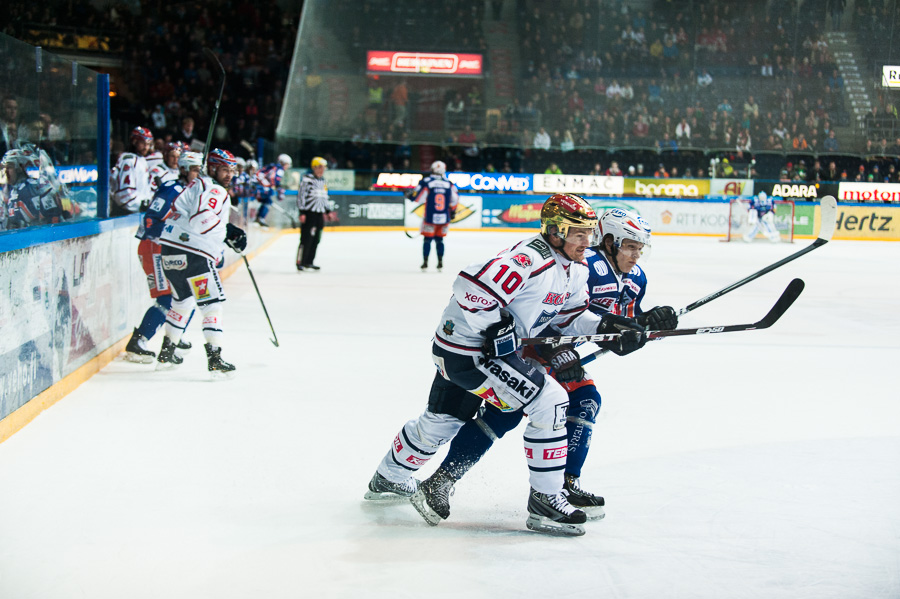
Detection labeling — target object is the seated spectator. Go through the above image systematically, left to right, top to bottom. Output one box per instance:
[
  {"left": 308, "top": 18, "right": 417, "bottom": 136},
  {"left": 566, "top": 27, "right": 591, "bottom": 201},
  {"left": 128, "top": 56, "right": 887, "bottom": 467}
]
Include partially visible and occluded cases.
[
  {"left": 697, "top": 69, "right": 713, "bottom": 89},
  {"left": 717, "top": 98, "right": 733, "bottom": 115},
  {"left": 675, "top": 118, "right": 691, "bottom": 143},
  {"left": 533, "top": 127, "right": 551, "bottom": 150},
  {"left": 560, "top": 130, "right": 575, "bottom": 152},
  {"left": 657, "top": 132, "right": 678, "bottom": 151},
  {"left": 793, "top": 134, "right": 809, "bottom": 150},
  {"left": 605, "top": 161, "right": 622, "bottom": 176},
  {"left": 544, "top": 162, "right": 563, "bottom": 174},
  {"left": 589, "top": 162, "right": 603, "bottom": 176},
  {"left": 654, "top": 163, "right": 669, "bottom": 178}
]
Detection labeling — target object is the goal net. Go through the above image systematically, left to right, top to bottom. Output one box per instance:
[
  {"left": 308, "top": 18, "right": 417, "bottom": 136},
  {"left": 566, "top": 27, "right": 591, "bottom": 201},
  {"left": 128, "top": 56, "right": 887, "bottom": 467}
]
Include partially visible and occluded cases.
[{"left": 724, "top": 199, "right": 795, "bottom": 242}]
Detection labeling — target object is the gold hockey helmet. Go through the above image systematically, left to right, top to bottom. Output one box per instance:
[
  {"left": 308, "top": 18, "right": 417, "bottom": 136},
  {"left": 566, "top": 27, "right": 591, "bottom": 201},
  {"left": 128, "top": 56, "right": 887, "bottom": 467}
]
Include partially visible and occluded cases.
[{"left": 540, "top": 193, "right": 600, "bottom": 243}]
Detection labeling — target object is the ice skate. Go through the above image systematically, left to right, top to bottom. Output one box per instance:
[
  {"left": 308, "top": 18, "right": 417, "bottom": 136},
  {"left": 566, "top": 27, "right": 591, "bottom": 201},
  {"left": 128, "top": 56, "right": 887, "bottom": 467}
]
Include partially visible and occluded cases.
[
  {"left": 436, "top": 257, "right": 443, "bottom": 271},
  {"left": 421, "top": 258, "right": 428, "bottom": 271},
  {"left": 306, "top": 264, "right": 321, "bottom": 271},
  {"left": 124, "top": 329, "right": 156, "bottom": 364},
  {"left": 155, "top": 336, "right": 183, "bottom": 370},
  {"left": 175, "top": 338, "right": 192, "bottom": 356},
  {"left": 205, "top": 343, "right": 236, "bottom": 379},
  {"left": 410, "top": 468, "right": 456, "bottom": 525},
  {"left": 364, "top": 471, "right": 419, "bottom": 501},
  {"left": 563, "top": 474, "right": 605, "bottom": 520},
  {"left": 525, "top": 487, "right": 586, "bottom": 536}
]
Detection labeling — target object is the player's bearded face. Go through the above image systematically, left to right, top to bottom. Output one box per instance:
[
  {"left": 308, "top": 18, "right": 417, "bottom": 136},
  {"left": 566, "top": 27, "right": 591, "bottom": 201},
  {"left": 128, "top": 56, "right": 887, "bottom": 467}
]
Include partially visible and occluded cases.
[
  {"left": 214, "top": 165, "right": 235, "bottom": 186},
  {"left": 560, "top": 226, "right": 594, "bottom": 261}
]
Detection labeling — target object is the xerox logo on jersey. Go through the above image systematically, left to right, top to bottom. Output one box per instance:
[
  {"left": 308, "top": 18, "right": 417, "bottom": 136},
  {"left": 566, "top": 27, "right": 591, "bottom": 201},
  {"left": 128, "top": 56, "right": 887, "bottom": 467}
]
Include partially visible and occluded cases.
[
  {"left": 511, "top": 253, "right": 532, "bottom": 268},
  {"left": 593, "top": 260, "right": 609, "bottom": 277},
  {"left": 189, "top": 274, "right": 211, "bottom": 300},
  {"left": 464, "top": 292, "right": 492, "bottom": 306},
  {"left": 543, "top": 292, "right": 568, "bottom": 306}
]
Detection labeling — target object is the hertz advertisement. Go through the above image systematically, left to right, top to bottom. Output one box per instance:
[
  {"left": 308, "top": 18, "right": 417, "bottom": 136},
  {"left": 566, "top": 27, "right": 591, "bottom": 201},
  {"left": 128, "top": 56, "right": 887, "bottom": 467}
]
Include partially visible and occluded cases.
[{"left": 832, "top": 204, "right": 899, "bottom": 240}]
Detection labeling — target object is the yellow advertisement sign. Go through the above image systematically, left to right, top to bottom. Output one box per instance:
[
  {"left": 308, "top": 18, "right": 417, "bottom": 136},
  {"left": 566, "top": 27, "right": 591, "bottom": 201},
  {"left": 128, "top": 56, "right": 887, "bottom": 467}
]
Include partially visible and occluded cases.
[
  {"left": 625, "top": 178, "right": 711, "bottom": 198},
  {"left": 829, "top": 204, "right": 900, "bottom": 240}
]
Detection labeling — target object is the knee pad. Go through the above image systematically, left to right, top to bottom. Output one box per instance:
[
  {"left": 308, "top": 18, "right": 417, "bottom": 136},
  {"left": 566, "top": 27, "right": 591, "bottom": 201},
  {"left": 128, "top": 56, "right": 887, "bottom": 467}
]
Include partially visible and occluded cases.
[
  {"left": 165, "top": 297, "right": 194, "bottom": 334},
  {"left": 427, "top": 372, "right": 482, "bottom": 421},
  {"left": 524, "top": 380, "right": 569, "bottom": 431}
]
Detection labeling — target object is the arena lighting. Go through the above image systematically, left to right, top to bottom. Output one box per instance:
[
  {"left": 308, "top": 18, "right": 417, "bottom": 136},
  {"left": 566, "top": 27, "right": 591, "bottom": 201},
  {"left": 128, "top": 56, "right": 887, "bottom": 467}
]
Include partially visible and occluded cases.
[{"left": 366, "top": 51, "right": 483, "bottom": 76}]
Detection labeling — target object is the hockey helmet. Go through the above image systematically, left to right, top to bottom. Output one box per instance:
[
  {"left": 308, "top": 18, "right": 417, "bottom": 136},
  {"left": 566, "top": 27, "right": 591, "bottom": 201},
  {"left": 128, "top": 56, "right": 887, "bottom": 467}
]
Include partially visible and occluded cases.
[
  {"left": 130, "top": 126, "right": 154, "bottom": 144},
  {"left": 2, "top": 148, "right": 39, "bottom": 171},
  {"left": 207, "top": 148, "right": 237, "bottom": 171},
  {"left": 178, "top": 151, "right": 204, "bottom": 171},
  {"left": 278, "top": 153, "right": 293, "bottom": 168},
  {"left": 235, "top": 156, "right": 246, "bottom": 169},
  {"left": 311, "top": 156, "right": 327, "bottom": 169},
  {"left": 247, "top": 159, "right": 259, "bottom": 171},
  {"left": 431, "top": 160, "right": 447, "bottom": 175},
  {"left": 540, "top": 194, "right": 600, "bottom": 244},
  {"left": 598, "top": 208, "right": 652, "bottom": 250}
]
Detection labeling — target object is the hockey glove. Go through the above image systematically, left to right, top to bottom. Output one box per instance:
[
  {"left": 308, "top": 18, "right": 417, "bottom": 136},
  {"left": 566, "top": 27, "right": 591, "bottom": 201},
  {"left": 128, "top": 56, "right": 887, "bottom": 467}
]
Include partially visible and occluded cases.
[
  {"left": 225, "top": 223, "right": 248, "bottom": 253},
  {"left": 636, "top": 306, "right": 678, "bottom": 331},
  {"left": 481, "top": 309, "right": 520, "bottom": 359},
  {"left": 597, "top": 314, "right": 647, "bottom": 356},
  {"left": 538, "top": 343, "right": 584, "bottom": 384}
]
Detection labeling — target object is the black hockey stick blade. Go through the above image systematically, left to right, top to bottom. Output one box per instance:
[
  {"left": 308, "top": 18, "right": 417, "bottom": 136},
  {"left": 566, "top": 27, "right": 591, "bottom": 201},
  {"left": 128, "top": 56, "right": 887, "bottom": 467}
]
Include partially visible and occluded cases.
[
  {"left": 201, "top": 47, "right": 227, "bottom": 165},
  {"left": 404, "top": 229, "right": 416, "bottom": 238},
  {"left": 242, "top": 254, "right": 279, "bottom": 347},
  {"left": 524, "top": 278, "right": 804, "bottom": 348}
]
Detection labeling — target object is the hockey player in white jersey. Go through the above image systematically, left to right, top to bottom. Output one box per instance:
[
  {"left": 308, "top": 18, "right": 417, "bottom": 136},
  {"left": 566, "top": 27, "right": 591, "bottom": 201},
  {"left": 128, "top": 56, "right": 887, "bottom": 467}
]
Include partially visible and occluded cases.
[
  {"left": 110, "top": 127, "right": 154, "bottom": 216},
  {"left": 157, "top": 148, "right": 247, "bottom": 377},
  {"left": 743, "top": 191, "right": 781, "bottom": 243},
  {"left": 365, "top": 193, "right": 647, "bottom": 536}
]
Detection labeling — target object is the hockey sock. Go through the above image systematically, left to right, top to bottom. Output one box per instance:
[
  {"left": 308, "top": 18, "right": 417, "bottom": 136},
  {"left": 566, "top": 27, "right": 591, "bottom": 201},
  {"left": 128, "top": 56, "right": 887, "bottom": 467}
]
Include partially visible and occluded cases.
[
  {"left": 257, "top": 203, "right": 270, "bottom": 220},
  {"left": 422, "top": 237, "right": 432, "bottom": 261},
  {"left": 435, "top": 237, "right": 445, "bottom": 259},
  {"left": 136, "top": 294, "right": 172, "bottom": 340},
  {"left": 163, "top": 298, "right": 193, "bottom": 341},
  {"left": 198, "top": 303, "right": 225, "bottom": 347},
  {"left": 564, "top": 386, "right": 601, "bottom": 478},
  {"left": 441, "top": 405, "right": 522, "bottom": 479}
]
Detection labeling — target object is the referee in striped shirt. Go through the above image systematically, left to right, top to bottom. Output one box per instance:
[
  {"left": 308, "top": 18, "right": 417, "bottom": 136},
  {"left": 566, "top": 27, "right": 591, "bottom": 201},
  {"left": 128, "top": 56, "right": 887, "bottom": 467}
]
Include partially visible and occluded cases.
[{"left": 296, "top": 156, "right": 331, "bottom": 271}]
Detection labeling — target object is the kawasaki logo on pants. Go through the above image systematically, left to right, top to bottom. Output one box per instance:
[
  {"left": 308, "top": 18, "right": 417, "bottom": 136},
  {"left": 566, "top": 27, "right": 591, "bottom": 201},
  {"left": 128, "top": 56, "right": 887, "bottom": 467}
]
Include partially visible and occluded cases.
[{"left": 477, "top": 357, "right": 540, "bottom": 401}]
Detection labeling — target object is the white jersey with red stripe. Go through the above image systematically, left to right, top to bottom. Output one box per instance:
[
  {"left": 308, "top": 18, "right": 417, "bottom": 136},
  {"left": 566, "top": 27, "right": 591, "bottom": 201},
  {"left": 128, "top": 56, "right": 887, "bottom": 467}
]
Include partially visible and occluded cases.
[
  {"left": 111, "top": 152, "right": 152, "bottom": 213},
  {"left": 149, "top": 163, "right": 179, "bottom": 193},
  {"left": 158, "top": 175, "right": 229, "bottom": 262},
  {"left": 434, "top": 234, "right": 604, "bottom": 356},
  {"left": 584, "top": 247, "right": 646, "bottom": 318}
]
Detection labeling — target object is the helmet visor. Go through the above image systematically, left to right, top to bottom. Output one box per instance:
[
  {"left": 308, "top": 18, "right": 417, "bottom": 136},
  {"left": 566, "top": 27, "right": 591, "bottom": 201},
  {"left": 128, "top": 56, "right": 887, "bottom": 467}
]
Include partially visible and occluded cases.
[{"left": 563, "top": 225, "right": 601, "bottom": 247}]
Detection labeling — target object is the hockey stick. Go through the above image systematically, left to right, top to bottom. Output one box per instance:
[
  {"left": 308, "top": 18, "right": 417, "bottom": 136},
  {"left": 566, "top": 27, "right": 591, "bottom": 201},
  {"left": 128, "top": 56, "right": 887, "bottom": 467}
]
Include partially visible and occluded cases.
[
  {"left": 202, "top": 47, "right": 226, "bottom": 165},
  {"left": 579, "top": 196, "right": 836, "bottom": 365},
  {"left": 269, "top": 200, "right": 299, "bottom": 228},
  {"left": 404, "top": 228, "right": 416, "bottom": 239},
  {"left": 241, "top": 254, "right": 279, "bottom": 347},
  {"left": 522, "top": 278, "right": 804, "bottom": 348}
]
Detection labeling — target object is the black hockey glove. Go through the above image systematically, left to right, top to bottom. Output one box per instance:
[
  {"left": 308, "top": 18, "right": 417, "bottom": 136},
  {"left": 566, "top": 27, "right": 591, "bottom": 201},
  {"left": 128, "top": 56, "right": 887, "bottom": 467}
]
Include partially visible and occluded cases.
[
  {"left": 225, "top": 223, "right": 247, "bottom": 253},
  {"left": 636, "top": 306, "right": 678, "bottom": 331},
  {"left": 481, "top": 309, "right": 519, "bottom": 359},
  {"left": 597, "top": 314, "right": 647, "bottom": 356},
  {"left": 538, "top": 343, "right": 584, "bottom": 384}
]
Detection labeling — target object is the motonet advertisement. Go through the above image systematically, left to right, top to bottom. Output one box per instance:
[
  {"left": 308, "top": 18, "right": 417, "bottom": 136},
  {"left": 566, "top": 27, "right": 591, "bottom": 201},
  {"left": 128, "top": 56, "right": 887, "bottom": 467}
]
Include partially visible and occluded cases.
[
  {"left": 533, "top": 174, "right": 624, "bottom": 196},
  {"left": 626, "top": 178, "right": 711, "bottom": 198},
  {"left": 838, "top": 182, "right": 900, "bottom": 203}
]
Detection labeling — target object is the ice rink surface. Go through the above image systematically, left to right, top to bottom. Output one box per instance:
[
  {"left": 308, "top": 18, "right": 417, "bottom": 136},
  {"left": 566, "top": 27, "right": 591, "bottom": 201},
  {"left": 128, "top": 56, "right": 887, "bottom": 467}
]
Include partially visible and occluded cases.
[{"left": 1, "top": 230, "right": 899, "bottom": 599}]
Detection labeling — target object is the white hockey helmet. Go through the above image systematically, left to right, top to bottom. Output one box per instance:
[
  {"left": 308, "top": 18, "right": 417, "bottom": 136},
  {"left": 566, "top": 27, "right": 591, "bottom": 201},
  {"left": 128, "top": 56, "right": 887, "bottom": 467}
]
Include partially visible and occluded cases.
[
  {"left": 2, "top": 148, "right": 39, "bottom": 171},
  {"left": 178, "top": 151, "right": 204, "bottom": 171},
  {"left": 277, "top": 153, "right": 293, "bottom": 168},
  {"left": 235, "top": 156, "right": 246, "bottom": 169},
  {"left": 247, "top": 159, "right": 259, "bottom": 171},
  {"left": 431, "top": 160, "right": 447, "bottom": 175},
  {"left": 758, "top": 190, "right": 767, "bottom": 201},
  {"left": 598, "top": 208, "right": 652, "bottom": 249}
]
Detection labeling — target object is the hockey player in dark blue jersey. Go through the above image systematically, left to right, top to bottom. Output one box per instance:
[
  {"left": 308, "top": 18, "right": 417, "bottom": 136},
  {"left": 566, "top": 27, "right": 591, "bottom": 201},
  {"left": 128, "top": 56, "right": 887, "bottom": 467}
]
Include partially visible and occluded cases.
[
  {"left": 2, "top": 148, "right": 56, "bottom": 229},
  {"left": 124, "top": 151, "right": 203, "bottom": 363},
  {"left": 253, "top": 153, "right": 291, "bottom": 226},
  {"left": 408, "top": 160, "right": 459, "bottom": 270},
  {"left": 743, "top": 190, "right": 780, "bottom": 242},
  {"left": 410, "top": 208, "right": 678, "bottom": 526}
]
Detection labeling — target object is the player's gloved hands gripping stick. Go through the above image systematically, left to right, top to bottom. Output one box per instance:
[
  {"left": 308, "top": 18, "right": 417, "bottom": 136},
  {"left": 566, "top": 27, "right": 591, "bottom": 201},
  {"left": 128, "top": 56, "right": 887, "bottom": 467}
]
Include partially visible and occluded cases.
[
  {"left": 636, "top": 305, "right": 678, "bottom": 330},
  {"left": 482, "top": 309, "right": 520, "bottom": 359},
  {"left": 596, "top": 314, "right": 646, "bottom": 356},
  {"left": 538, "top": 343, "right": 584, "bottom": 383}
]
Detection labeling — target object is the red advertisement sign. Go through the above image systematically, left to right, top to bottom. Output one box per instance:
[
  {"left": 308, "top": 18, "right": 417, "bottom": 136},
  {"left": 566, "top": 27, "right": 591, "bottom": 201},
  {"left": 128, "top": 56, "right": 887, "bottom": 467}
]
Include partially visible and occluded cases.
[{"left": 366, "top": 51, "right": 483, "bottom": 76}]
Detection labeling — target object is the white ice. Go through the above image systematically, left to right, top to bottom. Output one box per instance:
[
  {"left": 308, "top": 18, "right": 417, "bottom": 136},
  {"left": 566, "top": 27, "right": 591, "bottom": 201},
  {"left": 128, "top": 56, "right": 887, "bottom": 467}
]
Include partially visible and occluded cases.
[{"left": 1, "top": 231, "right": 899, "bottom": 599}]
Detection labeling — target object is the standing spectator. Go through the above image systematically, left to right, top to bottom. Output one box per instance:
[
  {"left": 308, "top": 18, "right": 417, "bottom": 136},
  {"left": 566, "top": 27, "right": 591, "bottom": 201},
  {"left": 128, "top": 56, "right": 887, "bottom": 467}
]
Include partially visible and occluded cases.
[
  {"left": 391, "top": 79, "right": 409, "bottom": 128},
  {"left": 445, "top": 92, "right": 465, "bottom": 129},
  {"left": 1, "top": 96, "right": 20, "bottom": 155},
  {"left": 151, "top": 105, "right": 167, "bottom": 132},
  {"left": 175, "top": 117, "right": 196, "bottom": 147},
  {"left": 675, "top": 118, "right": 691, "bottom": 143},
  {"left": 296, "top": 157, "right": 332, "bottom": 271}
]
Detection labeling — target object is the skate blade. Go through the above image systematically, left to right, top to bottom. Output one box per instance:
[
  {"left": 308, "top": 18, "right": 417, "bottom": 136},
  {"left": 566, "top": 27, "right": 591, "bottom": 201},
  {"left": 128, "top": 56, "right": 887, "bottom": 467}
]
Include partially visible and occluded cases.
[
  {"left": 124, "top": 352, "right": 155, "bottom": 364},
  {"left": 155, "top": 361, "right": 181, "bottom": 371},
  {"left": 209, "top": 369, "right": 236, "bottom": 381},
  {"left": 363, "top": 490, "right": 413, "bottom": 502},
  {"left": 410, "top": 490, "right": 443, "bottom": 526},
  {"left": 582, "top": 506, "right": 606, "bottom": 521},
  {"left": 525, "top": 514, "right": 586, "bottom": 537}
]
